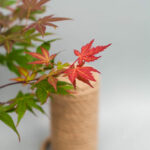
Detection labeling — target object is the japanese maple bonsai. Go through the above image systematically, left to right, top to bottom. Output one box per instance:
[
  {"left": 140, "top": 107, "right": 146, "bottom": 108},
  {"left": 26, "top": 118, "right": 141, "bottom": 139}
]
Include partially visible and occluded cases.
[{"left": 0, "top": 0, "right": 111, "bottom": 145}]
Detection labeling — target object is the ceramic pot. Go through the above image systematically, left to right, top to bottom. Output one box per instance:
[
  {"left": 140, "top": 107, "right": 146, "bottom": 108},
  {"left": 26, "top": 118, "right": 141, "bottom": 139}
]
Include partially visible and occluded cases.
[{"left": 42, "top": 73, "right": 100, "bottom": 150}]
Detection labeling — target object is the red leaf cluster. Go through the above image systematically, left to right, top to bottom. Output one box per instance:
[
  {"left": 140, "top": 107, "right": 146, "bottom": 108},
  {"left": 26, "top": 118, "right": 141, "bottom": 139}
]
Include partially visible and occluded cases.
[
  {"left": 64, "top": 39, "right": 111, "bottom": 88},
  {"left": 74, "top": 39, "right": 111, "bottom": 66},
  {"left": 26, "top": 40, "right": 111, "bottom": 89},
  {"left": 64, "top": 65, "right": 100, "bottom": 88}
]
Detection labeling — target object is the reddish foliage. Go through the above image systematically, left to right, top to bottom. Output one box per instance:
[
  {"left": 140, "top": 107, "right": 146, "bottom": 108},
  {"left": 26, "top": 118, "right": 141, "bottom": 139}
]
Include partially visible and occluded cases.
[
  {"left": 23, "top": 0, "right": 49, "bottom": 11},
  {"left": 24, "top": 15, "right": 71, "bottom": 36},
  {"left": 74, "top": 39, "right": 111, "bottom": 66},
  {"left": 64, "top": 40, "right": 111, "bottom": 88},
  {"left": 26, "top": 47, "right": 56, "bottom": 66},
  {"left": 64, "top": 64, "right": 100, "bottom": 88}
]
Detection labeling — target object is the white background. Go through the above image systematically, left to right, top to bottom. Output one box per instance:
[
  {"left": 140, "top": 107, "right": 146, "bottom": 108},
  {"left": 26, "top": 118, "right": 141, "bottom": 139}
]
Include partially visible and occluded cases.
[{"left": 0, "top": 0, "right": 150, "bottom": 149}]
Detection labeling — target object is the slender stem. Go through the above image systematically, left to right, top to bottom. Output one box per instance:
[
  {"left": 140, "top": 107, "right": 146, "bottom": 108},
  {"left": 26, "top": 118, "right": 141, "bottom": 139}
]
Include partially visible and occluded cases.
[
  {"left": 0, "top": 66, "right": 53, "bottom": 90},
  {"left": 0, "top": 78, "right": 38, "bottom": 89},
  {"left": 0, "top": 81, "right": 25, "bottom": 89},
  {"left": 0, "top": 100, "right": 14, "bottom": 105}
]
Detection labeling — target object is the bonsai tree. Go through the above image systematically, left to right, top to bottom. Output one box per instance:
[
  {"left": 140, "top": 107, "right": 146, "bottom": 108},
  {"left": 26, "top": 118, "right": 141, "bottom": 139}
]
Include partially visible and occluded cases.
[{"left": 0, "top": 0, "right": 111, "bottom": 141}]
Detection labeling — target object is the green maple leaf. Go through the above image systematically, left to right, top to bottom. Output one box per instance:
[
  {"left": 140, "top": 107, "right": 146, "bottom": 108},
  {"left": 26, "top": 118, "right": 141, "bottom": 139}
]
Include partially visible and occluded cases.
[
  {"left": 0, "top": 0, "right": 16, "bottom": 8},
  {"left": 36, "top": 39, "right": 59, "bottom": 53},
  {"left": 4, "top": 48, "right": 32, "bottom": 75},
  {"left": 0, "top": 54, "right": 6, "bottom": 65},
  {"left": 33, "top": 80, "right": 74, "bottom": 102},
  {"left": 36, "top": 87, "right": 48, "bottom": 104},
  {"left": 1, "top": 92, "right": 45, "bottom": 127},
  {"left": 15, "top": 92, "right": 45, "bottom": 126},
  {"left": 0, "top": 107, "right": 20, "bottom": 141}
]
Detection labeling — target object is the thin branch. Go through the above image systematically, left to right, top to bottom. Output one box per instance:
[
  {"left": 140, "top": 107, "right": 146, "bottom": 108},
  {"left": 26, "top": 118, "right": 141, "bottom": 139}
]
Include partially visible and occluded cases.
[
  {"left": 0, "top": 66, "right": 53, "bottom": 90},
  {"left": 0, "top": 78, "right": 38, "bottom": 89},
  {"left": 0, "top": 81, "right": 25, "bottom": 89},
  {"left": 0, "top": 100, "right": 14, "bottom": 105}
]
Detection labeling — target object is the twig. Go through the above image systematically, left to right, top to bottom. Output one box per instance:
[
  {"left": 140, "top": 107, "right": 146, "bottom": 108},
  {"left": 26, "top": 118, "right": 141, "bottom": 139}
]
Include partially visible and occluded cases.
[
  {"left": 0, "top": 66, "right": 53, "bottom": 90},
  {"left": 0, "top": 78, "right": 38, "bottom": 89},
  {"left": 0, "top": 100, "right": 14, "bottom": 105}
]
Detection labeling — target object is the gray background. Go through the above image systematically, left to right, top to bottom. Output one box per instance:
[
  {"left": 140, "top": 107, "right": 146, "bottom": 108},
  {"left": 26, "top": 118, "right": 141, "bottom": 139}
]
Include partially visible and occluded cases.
[{"left": 0, "top": 0, "right": 150, "bottom": 149}]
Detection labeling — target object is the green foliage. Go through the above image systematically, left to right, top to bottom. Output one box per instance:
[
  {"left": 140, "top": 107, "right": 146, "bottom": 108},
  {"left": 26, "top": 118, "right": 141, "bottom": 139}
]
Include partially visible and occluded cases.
[
  {"left": 0, "top": 0, "right": 16, "bottom": 8},
  {"left": 0, "top": 0, "right": 71, "bottom": 141},
  {"left": 5, "top": 25, "right": 24, "bottom": 35},
  {"left": 36, "top": 39, "right": 59, "bottom": 53},
  {"left": 0, "top": 40, "right": 59, "bottom": 75},
  {"left": 0, "top": 48, "right": 32, "bottom": 75},
  {"left": 7, "top": 49, "right": 30, "bottom": 68},
  {"left": 0, "top": 54, "right": 6, "bottom": 65},
  {"left": 57, "top": 62, "right": 70, "bottom": 70},
  {"left": 32, "top": 80, "right": 52, "bottom": 104},
  {"left": 33, "top": 80, "right": 74, "bottom": 103},
  {"left": 56, "top": 81, "right": 74, "bottom": 95},
  {"left": 36, "top": 87, "right": 48, "bottom": 104},
  {"left": 0, "top": 90, "right": 45, "bottom": 140},
  {"left": 14, "top": 91, "right": 45, "bottom": 125},
  {"left": 0, "top": 107, "right": 20, "bottom": 141}
]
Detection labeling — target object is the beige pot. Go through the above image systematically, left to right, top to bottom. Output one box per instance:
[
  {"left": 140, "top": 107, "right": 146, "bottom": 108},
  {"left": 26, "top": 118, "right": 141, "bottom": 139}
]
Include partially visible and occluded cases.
[{"left": 42, "top": 73, "right": 100, "bottom": 150}]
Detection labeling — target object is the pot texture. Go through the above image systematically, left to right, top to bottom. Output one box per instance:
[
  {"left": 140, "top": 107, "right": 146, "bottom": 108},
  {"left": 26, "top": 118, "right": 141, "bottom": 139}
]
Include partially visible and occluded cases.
[{"left": 50, "top": 73, "right": 100, "bottom": 150}]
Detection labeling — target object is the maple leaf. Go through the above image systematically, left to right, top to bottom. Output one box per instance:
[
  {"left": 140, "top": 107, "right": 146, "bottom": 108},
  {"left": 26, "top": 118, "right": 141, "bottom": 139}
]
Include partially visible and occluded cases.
[
  {"left": 23, "top": 0, "right": 49, "bottom": 11},
  {"left": 24, "top": 15, "right": 71, "bottom": 36},
  {"left": 0, "top": 33, "right": 26, "bottom": 53},
  {"left": 74, "top": 39, "right": 111, "bottom": 66},
  {"left": 26, "top": 47, "right": 56, "bottom": 66},
  {"left": 64, "top": 64, "right": 100, "bottom": 88},
  {"left": 10, "top": 67, "right": 36, "bottom": 83},
  {"left": 47, "top": 76, "right": 57, "bottom": 91}
]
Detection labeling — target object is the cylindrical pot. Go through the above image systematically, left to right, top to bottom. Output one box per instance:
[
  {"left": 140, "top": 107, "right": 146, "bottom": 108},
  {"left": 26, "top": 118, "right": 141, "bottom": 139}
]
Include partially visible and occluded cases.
[{"left": 49, "top": 73, "right": 100, "bottom": 150}]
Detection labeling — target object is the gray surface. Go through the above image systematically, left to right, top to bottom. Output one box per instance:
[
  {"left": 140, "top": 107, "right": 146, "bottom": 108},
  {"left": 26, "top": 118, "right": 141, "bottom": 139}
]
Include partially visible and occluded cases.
[{"left": 0, "top": 0, "right": 150, "bottom": 149}]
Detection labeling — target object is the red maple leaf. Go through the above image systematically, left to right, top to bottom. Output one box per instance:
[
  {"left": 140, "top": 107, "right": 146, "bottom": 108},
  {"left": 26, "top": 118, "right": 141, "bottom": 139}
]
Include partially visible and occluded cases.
[
  {"left": 23, "top": 0, "right": 49, "bottom": 11},
  {"left": 24, "top": 15, "right": 71, "bottom": 36},
  {"left": 74, "top": 39, "right": 111, "bottom": 66},
  {"left": 26, "top": 47, "right": 56, "bottom": 66},
  {"left": 64, "top": 64, "right": 100, "bottom": 88},
  {"left": 48, "top": 76, "right": 58, "bottom": 91}
]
